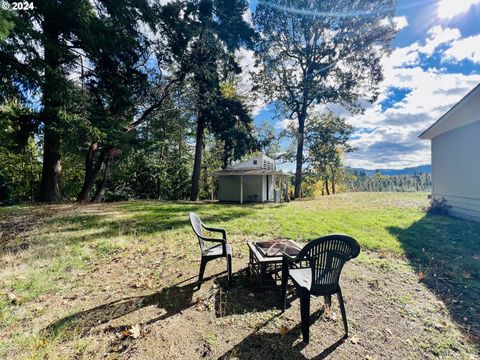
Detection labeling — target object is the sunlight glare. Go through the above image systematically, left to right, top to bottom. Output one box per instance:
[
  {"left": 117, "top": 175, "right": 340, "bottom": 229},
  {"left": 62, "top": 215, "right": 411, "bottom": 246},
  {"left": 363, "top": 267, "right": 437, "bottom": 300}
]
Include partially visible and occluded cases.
[{"left": 437, "top": 0, "right": 480, "bottom": 19}]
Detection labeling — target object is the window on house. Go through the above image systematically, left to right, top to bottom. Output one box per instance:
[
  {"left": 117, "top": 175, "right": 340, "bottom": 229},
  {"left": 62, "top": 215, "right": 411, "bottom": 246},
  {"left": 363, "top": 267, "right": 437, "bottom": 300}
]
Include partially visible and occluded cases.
[{"left": 253, "top": 160, "right": 257, "bottom": 165}]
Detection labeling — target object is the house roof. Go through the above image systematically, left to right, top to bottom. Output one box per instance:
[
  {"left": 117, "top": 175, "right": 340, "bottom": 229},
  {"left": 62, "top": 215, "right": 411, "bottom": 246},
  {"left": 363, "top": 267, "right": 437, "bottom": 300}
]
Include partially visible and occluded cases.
[
  {"left": 419, "top": 83, "right": 480, "bottom": 140},
  {"left": 212, "top": 168, "right": 294, "bottom": 177}
]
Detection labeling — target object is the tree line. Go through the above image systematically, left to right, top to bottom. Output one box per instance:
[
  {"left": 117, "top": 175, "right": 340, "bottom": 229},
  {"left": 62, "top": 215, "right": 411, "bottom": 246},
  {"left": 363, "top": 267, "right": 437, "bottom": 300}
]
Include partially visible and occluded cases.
[
  {"left": 0, "top": 0, "right": 398, "bottom": 203},
  {"left": 344, "top": 170, "right": 432, "bottom": 192}
]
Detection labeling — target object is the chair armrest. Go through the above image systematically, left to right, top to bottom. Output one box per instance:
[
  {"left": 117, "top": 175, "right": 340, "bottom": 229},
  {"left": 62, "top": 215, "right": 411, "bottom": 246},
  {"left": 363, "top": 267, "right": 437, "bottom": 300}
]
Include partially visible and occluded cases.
[
  {"left": 202, "top": 225, "right": 227, "bottom": 239},
  {"left": 201, "top": 237, "right": 227, "bottom": 254},
  {"left": 282, "top": 252, "right": 296, "bottom": 262},
  {"left": 282, "top": 252, "right": 306, "bottom": 270}
]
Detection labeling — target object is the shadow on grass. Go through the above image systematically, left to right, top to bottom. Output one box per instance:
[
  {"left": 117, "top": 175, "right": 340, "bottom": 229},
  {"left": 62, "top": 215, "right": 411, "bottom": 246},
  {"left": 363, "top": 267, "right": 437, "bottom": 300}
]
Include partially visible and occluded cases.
[
  {"left": 6, "top": 202, "right": 254, "bottom": 256},
  {"left": 388, "top": 214, "right": 480, "bottom": 345},
  {"left": 45, "top": 267, "right": 347, "bottom": 358},
  {"left": 45, "top": 269, "right": 281, "bottom": 339},
  {"left": 214, "top": 269, "right": 281, "bottom": 317},
  {"left": 44, "top": 273, "right": 219, "bottom": 338},
  {"left": 218, "top": 308, "right": 346, "bottom": 360}
]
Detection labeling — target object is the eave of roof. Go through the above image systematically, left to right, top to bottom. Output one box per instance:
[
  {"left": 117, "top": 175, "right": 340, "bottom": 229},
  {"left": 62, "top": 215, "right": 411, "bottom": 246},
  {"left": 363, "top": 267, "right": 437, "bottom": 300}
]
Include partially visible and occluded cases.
[
  {"left": 419, "top": 83, "right": 480, "bottom": 140},
  {"left": 212, "top": 168, "right": 294, "bottom": 176}
]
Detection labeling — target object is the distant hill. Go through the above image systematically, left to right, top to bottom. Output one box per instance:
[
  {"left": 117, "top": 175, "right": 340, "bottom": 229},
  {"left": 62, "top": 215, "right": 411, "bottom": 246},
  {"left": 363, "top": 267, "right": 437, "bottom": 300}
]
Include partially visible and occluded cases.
[{"left": 348, "top": 164, "right": 431, "bottom": 176}]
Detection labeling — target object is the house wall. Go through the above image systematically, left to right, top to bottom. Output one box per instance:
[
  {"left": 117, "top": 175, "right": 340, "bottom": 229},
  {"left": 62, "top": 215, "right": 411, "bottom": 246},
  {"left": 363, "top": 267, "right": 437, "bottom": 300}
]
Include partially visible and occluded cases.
[
  {"left": 431, "top": 120, "right": 480, "bottom": 222},
  {"left": 218, "top": 175, "right": 264, "bottom": 202},
  {"left": 242, "top": 175, "right": 263, "bottom": 202},
  {"left": 262, "top": 175, "right": 267, "bottom": 201},
  {"left": 218, "top": 176, "right": 241, "bottom": 202}
]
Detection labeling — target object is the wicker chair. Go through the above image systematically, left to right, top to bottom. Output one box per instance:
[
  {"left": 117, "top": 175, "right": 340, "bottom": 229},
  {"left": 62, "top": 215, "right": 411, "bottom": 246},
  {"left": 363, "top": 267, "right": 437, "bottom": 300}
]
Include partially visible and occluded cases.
[
  {"left": 189, "top": 212, "right": 232, "bottom": 287},
  {"left": 281, "top": 234, "right": 360, "bottom": 343}
]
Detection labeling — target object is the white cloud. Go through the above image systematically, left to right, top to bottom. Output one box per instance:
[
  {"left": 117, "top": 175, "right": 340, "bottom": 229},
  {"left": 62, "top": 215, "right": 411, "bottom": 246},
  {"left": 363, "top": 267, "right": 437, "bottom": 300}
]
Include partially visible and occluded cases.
[
  {"left": 437, "top": 0, "right": 480, "bottom": 19},
  {"left": 379, "top": 16, "right": 409, "bottom": 31},
  {"left": 393, "top": 16, "right": 409, "bottom": 31},
  {"left": 341, "top": 25, "right": 480, "bottom": 169},
  {"left": 419, "top": 26, "right": 461, "bottom": 56},
  {"left": 442, "top": 34, "right": 480, "bottom": 63},
  {"left": 276, "top": 118, "right": 297, "bottom": 130}
]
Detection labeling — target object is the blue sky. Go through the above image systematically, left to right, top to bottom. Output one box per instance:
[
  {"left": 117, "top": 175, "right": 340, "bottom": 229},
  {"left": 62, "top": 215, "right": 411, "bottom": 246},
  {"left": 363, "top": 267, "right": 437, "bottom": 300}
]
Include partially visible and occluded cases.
[{"left": 243, "top": 0, "right": 480, "bottom": 170}]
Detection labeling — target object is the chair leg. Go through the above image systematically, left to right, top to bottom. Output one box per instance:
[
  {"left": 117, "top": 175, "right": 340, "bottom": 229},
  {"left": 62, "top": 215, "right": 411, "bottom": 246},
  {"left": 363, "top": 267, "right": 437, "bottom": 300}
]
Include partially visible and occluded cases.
[
  {"left": 227, "top": 254, "right": 232, "bottom": 287},
  {"left": 198, "top": 258, "right": 207, "bottom": 284},
  {"left": 281, "top": 262, "right": 288, "bottom": 311},
  {"left": 299, "top": 288, "right": 311, "bottom": 343},
  {"left": 337, "top": 289, "right": 348, "bottom": 337},
  {"left": 324, "top": 295, "right": 332, "bottom": 308}
]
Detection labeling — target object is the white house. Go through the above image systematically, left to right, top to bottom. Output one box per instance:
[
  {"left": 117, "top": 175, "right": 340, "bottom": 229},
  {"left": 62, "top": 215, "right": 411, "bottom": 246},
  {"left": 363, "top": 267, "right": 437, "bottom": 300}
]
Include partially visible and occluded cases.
[
  {"left": 419, "top": 83, "right": 480, "bottom": 222},
  {"left": 212, "top": 153, "right": 293, "bottom": 203}
]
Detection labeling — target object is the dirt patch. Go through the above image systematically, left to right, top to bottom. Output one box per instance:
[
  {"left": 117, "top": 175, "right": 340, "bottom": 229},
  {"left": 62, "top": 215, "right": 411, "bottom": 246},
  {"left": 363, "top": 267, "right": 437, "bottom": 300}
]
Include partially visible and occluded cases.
[{"left": 17, "top": 255, "right": 477, "bottom": 359}]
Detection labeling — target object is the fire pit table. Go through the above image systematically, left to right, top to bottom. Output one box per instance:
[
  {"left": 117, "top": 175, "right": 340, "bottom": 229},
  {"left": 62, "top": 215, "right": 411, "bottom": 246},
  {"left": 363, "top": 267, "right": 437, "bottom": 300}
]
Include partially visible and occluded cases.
[{"left": 247, "top": 239, "right": 302, "bottom": 289}]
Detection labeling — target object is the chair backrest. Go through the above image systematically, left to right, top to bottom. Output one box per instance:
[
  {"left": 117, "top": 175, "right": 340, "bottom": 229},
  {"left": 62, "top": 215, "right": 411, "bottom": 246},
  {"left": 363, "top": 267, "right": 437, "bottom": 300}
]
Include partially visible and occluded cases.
[
  {"left": 189, "top": 212, "right": 205, "bottom": 250},
  {"left": 297, "top": 234, "right": 360, "bottom": 294}
]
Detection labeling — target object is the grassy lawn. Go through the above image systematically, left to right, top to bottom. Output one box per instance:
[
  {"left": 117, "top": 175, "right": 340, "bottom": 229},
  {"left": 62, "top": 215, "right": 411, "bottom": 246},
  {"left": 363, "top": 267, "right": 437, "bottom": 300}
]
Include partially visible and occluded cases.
[{"left": 0, "top": 192, "right": 479, "bottom": 359}]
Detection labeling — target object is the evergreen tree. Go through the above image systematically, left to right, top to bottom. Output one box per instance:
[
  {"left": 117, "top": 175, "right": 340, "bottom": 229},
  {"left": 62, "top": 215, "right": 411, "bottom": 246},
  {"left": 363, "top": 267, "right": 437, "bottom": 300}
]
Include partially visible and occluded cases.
[{"left": 159, "top": 0, "right": 257, "bottom": 201}]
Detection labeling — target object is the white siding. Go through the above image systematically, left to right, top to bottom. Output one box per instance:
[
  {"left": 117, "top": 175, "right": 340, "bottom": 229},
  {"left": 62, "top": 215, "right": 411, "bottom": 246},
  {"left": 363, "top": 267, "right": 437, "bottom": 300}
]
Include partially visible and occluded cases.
[
  {"left": 431, "top": 120, "right": 480, "bottom": 222},
  {"left": 231, "top": 154, "right": 275, "bottom": 170},
  {"left": 232, "top": 157, "right": 262, "bottom": 169},
  {"left": 262, "top": 175, "right": 267, "bottom": 201}
]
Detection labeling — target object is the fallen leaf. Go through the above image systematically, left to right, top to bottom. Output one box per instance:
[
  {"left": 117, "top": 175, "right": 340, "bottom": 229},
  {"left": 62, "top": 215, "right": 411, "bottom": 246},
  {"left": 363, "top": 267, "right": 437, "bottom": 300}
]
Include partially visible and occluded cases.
[
  {"left": 418, "top": 272, "right": 425, "bottom": 282},
  {"left": 8, "top": 293, "right": 19, "bottom": 305},
  {"left": 323, "top": 310, "right": 337, "bottom": 322},
  {"left": 130, "top": 324, "right": 141, "bottom": 339},
  {"left": 279, "top": 325, "right": 289, "bottom": 336},
  {"left": 350, "top": 335, "right": 360, "bottom": 344}
]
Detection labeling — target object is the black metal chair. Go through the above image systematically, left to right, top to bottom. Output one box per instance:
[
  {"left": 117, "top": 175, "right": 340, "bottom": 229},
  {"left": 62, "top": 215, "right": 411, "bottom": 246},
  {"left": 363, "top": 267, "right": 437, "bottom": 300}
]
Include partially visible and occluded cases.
[
  {"left": 189, "top": 212, "right": 232, "bottom": 287},
  {"left": 281, "top": 234, "right": 360, "bottom": 343}
]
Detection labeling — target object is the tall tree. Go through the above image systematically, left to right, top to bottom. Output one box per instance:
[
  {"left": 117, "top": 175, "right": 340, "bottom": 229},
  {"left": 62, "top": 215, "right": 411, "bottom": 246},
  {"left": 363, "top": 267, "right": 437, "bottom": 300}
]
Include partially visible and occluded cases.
[
  {"left": 1, "top": 0, "right": 159, "bottom": 202},
  {"left": 74, "top": 0, "right": 158, "bottom": 203},
  {"left": 159, "top": 0, "right": 256, "bottom": 201},
  {"left": 254, "top": 0, "right": 396, "bottom": 198},
  {"left": 0, "top": 1, "right": 95, "bottom": 201}
]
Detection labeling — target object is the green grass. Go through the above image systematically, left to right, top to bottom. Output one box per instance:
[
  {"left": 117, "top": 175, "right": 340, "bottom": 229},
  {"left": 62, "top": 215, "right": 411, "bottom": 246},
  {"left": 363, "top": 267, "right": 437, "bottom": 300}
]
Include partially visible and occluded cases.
[
  {"left": 1, "top": 192, "right": 480, "bottom": 358},
  {"left": 1, "top": 192, "right": 478, "bottom": 305}
]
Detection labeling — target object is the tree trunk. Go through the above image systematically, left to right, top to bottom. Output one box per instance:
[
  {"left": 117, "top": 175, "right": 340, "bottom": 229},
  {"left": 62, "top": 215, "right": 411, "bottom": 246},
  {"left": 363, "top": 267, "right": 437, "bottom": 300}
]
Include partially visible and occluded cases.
[
  {"left": 38, "top": 19, "right": 62, "bottom": 202},
  {"left": 294, "top": 108, "right": 307, "bottom": 199},
  {"left": 190, "top": 116, "right": 205, "bottom": 201},
  {"left": 38, "top": 120, "right": 62, "bottom": 202},
  {"left": 76, "top": 145, "right": 111, "bottom": 203},
  {"left": 92, "top": 150, "right": 112, "bottom": 203},
  {"left": 331, "top": 168, "right": 336, "bottom": 194},
  {"left": 324, "top": 177, "right": 330, "bottom": 195}
]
